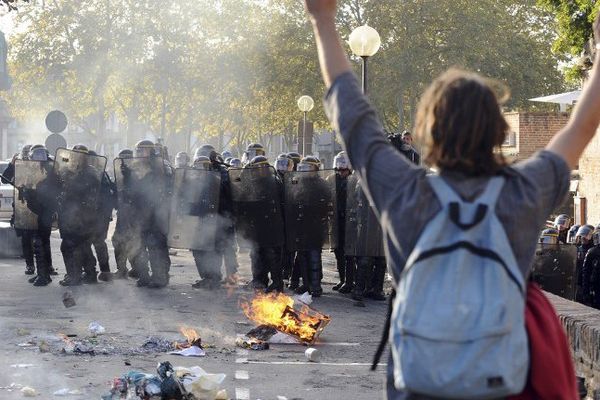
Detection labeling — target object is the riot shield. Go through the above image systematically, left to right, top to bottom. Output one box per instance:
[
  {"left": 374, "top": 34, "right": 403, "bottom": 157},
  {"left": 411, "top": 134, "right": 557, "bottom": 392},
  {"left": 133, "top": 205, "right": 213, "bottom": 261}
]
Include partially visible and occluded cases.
[
  {"left": 53, "top": 148, "right": 106, "bottom": 234},
  {"left": 113, "top": 156, "right": 167, "bottom": 228},
  {"left": 14, "top": 159, "right": 55, "bottom": 230},
  {"left": 229, "top": 167, "right": 285, "bottom": 248},
  {"left": 168, "top": 168, "right": 221, "bottom": 251},
  {"left": 284, "top": 169, "right": 338, "bottom": 252},
  {"left": 344, "top": 174, "right": 359, "bottom": 256},
  {"left": 355, "top": 185, "right": 385, "bottom": 258},
  {"left": 531, "top": 243, "right": 577, "bottom": 300}
]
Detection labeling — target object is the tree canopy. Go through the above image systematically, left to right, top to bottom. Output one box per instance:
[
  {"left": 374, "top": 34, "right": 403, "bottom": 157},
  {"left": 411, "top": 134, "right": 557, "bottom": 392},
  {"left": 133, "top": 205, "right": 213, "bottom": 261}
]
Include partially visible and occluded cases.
[{"left": 1, "top": 0, "right": 568, "bottom": 152}]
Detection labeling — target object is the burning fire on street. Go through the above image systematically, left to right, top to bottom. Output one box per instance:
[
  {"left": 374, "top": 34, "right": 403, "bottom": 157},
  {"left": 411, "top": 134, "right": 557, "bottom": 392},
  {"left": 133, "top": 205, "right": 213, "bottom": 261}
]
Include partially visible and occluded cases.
[
  {"left": 240, "top": 293, "right": 331, "bottom": 344},
  {"left": 173, "top": 326, "right": 203, "bottom": 349}
]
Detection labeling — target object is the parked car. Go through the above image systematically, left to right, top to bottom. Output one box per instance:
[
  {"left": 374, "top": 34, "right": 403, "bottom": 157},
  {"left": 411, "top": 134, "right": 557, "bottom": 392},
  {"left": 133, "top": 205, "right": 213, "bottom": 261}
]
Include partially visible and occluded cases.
[{"left": 0, "top": 161, "right": 13, "bottom": 220}]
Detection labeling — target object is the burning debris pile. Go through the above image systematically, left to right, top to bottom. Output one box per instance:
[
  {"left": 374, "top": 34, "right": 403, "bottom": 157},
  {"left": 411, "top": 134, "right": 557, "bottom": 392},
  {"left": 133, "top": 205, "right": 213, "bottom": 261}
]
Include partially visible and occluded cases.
[
  {"left": 240, "top": 293, "right": 330, "bottom": 345},
  {"left": 102, "top": 361, "right": 227, "bottom": 400}
]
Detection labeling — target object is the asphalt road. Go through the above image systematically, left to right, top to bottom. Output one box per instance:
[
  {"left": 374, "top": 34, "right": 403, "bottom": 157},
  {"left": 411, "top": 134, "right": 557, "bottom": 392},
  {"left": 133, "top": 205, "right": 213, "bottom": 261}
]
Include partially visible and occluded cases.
[{"left": 0, "top": 229, "right": 388, "bottom": 399}]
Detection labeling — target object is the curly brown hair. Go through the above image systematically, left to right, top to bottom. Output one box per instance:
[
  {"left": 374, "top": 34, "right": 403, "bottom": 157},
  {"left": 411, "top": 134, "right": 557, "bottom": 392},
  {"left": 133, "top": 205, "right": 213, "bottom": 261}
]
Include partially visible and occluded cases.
[{"left": 415, "top": 68, "right": 510, "bottom": 176}]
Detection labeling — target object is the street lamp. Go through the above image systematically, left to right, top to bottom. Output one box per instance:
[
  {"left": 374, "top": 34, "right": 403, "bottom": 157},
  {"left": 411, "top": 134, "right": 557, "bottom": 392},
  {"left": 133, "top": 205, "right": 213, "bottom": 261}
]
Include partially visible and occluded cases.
[
  {"left": 348, "top": 25, "right": 381, "bottom": 94},
  {"left": 297, "top": 95, "right": 314, "bottom": 155}
]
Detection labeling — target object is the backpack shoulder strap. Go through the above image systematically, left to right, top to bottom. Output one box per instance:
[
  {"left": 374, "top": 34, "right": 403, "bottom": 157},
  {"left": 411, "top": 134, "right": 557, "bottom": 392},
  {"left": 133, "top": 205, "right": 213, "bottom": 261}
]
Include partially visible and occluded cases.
[
  {"left": 427, "top": 175, "right": 461, "bottom": 205},
  {"left": 475, "top": 176, "right": 505, "bottom": 208}
]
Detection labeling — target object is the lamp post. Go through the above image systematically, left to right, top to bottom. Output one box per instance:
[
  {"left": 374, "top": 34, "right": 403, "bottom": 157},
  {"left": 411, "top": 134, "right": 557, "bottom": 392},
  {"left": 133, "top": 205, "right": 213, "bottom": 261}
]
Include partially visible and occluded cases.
[
  {"left": 348, "top": 25, "right": 381, "bottom": 94},
  {"left": 297, "top": 95, "right": 314, "bottom": 155}
]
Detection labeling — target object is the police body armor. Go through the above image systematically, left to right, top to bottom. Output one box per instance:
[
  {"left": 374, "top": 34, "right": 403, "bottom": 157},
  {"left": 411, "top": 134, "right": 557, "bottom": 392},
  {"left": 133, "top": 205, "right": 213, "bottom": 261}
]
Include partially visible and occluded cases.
[
  {"left": 54, "top": 148, "right": 106, "bottom": 235},
  {"left": 14, "top": 159, "right": 55, "bottom": 230},
  {"left": 229, "top": 166, "right": 284, "bottom": 248},
  {"left": 167, "top": 168, "right": 221, "bottom": 251},
  {"left": 284, "top": 169, "right": 338, "bottom": 252},
  {"left": 344, "top": 173, "right": 359, "bottom": 256},
  {"left": 354, "top": 185, "right": 385, "bottom": 258},
  {"left": 531, "top": 243, "right": 577, "bottom": 300}
]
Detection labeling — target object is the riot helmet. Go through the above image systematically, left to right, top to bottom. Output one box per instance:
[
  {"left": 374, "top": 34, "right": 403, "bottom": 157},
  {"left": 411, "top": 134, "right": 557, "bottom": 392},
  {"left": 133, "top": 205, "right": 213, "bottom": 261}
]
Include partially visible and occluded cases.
[
  {"left": 135, "top": 139, "right": 156, "bottom": 158},
  {"left": 243, "top": 143, "right": 265, "bottom": 164},
  {"left": 20, "top": 144, "right": 32, "bottom": 160},
  {"left": 72, "top": 144, "right": 89, "bottom": 153},
  {"left": 195, "top": 144, "right": 215, "bottom": 158},
  {"left": 30, "top": 146, "right": 48, "bottom": 161},
  {"left": 118, "top": 149, "right": 133, "bottom": 159},
  {"left": 222, "top": 150, "right": 233, "bottom": 160},
  {"left": 334, "top": 151, "right": 350, "bottom": 170},
  {"left": 174, "top": 152, "right": 190, "bottom": 169},
  {"left": 287, "top": 152, "right": 302, "bottom": 169},
  {"left": 275, "top": 154, "right": 293, "bottom": 173},
  {"left": 192, "top": 155, "right": 212, "bottom": 170},
  {"left": 248, "top": 155, "right": 270, "bottom": 168},
  {"left": 297, "top": 156, "right": 320, "bottom": 172},
  {"left": 225, "top": 157, "right": 233, "bottom": 165},
  {"left": 229, "top": 158, "right": 242, "bottom": 169},
  {"left": 553, "top": 214, "right": 571, "bottom": 232},
  {"left": 567, "top": 224, "right": 581, "bottom": 244},
  {"left": 576, "top": 225, "right": 595, "bottom": 244},
  {"left": 539, "top": 228, "right": 559, "bottom": 245},
  {"left": 593, "top": 229, "right": 600, "bottom": 246}
]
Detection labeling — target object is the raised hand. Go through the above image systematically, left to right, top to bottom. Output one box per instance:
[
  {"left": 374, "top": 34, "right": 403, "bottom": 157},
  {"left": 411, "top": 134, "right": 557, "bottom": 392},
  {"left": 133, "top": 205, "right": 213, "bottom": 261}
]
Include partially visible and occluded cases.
[{"left": 304, "top": 0, "right": 337, "bottom": 20}]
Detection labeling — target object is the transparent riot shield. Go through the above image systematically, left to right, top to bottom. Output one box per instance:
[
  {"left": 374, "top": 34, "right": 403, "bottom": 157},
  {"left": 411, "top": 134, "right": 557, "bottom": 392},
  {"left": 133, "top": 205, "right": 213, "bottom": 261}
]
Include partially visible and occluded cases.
[
  {"left": 53, "top": 148, "right": 106, "bottom": 234},
  {"left": 113, "top": 156, "right": 167, "bottom": 229},
  {"left": 14, "top": 159, "right": 55, "bottom": 230},
  {"left": 229, "top": 166, "right": 285, "bottom": 248},
  {"left": 167, "top": 168, "right": 221, "bottom": 251},
  {"left": 284, "top": 169, "right": 338, "bottom": 252},
  {"left": 344, "top": 174, "right": 359, "bottom": 256},
  {"left": 355, "top": 185, "right": 385, "bottom": 258},
  {"left": 531, "top": 243, "right": 577, "bottom": 300}
]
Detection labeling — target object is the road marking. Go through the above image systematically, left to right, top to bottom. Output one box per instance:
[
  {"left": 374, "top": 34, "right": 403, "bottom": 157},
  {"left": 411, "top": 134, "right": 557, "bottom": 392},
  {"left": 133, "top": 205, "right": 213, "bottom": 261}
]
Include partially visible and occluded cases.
[
  {"left": 316, "top": 342, "right": 360, "bottom": 346},
  {"left": 237, "top": 349, "right": 249, "bottom": 356},
  {"left": 235, "top": 357, "right": 248, "bottom": 364},
  {"left": 245, "top": 361, "right": 387, "bottom": 367},
  {"left": 235, "top": 370, "right": 249, "bottom": 380},
  {"left": 235, "top": 387, "right": 250, "bottom": 400}
]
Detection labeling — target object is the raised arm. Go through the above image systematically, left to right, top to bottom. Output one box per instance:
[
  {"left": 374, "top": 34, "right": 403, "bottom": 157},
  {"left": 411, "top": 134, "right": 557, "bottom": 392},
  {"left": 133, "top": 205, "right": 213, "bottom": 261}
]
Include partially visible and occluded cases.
[
  {"left": 304, "top": 0, "right": 351, "bottom": 88},
  {"left": 546, "top": 16, "right": 600, "bottom": 169}
]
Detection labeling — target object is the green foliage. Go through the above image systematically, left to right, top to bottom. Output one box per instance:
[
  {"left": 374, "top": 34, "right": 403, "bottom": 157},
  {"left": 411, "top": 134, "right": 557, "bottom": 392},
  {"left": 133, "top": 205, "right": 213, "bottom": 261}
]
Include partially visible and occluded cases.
[{"left": 2, "top": 0, "right": 567, "bottom": 148}]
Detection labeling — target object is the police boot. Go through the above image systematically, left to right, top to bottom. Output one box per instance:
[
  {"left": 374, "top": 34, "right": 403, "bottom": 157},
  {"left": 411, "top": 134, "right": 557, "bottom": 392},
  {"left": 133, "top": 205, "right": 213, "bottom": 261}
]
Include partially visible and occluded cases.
[
  {"left": 332, "top": 249, "right": 345, "bottom": 291},
  {"left": 308, "top": 251, "right": 323, "bottom": 298},
  {"left": 295, "top": 252, "right": 310, "bottom": 294},
  {"left": 266, "top": 253, "right": 284, "bottom": 294},
  {"left": 339, "top": 257, "right": 355, "bottom": 294},
  {"left": 352, "top": 258, "right": 371, "bottom": 301},
  {"left": 365, "top": 260, "right": 386, "bottom": 301}
]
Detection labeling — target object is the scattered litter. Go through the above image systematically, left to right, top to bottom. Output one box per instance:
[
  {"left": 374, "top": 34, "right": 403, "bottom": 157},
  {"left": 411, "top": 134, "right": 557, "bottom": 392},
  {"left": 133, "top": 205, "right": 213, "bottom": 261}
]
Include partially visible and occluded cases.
[
  {"left": 62, "top": 291, "right": 76, "bottom": 308},
  {"left": 293, "top": 292, "right": 313, "bottom": 305},
  {"left": 88, "top": 321, "right": 106, "bottom": 336},
  {"left": 247, "top": 325, "right": 277, "bottom": 341},
  {"left": 16, "top": 328, "right": 31, "bottom": 336},
  {"left": 269, "top": 332, "right": 301, "bottom": 344},
  {"left": 235, "top": 336, "right": 269, "bottom": 350},
  {"left": 39, "top": 340, "right": 50, "bottom": 353},
  {"left": 17, "top": 342, "right": 36, "bottom": 348},
  {"left": 169, "top": 346, "right": 206, "bottom": 357},
  {"left": 305, "top": 347, "right": 321, "bottom": 362},
  {"left": 124, "top": 359, "right": 131, "bottom": 366},
  {"left": 102, "top": 362, "right": 226, "bottom": 400},
  {"left": 10, "top": 364, "right": 35, "bottom": 368},
  {"left": 20, "top": 386, "right": 36, "bottom": 397},
  {"left": 53, "top": 388, "right": 82, "bottom": 396},
  {"left": 277, "top": 396, "right": 288, "bottom": 400}
]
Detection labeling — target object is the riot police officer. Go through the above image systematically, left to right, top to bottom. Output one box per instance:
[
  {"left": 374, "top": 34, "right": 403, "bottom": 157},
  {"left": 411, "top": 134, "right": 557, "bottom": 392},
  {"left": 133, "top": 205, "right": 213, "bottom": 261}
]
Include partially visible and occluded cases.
[
  {"left": 126, "top": 140, "right": 172, "bottom": 288},
  {"left": 18, "top": 145, "right": 58, "bottom": 286},
  {"left": 331, "top": 151, "right": 353, "bottom": 291},
  {"left": 174, "top": 152, "right": 190, "bottom": 169},
  {"left": 287, "top": 152, "right": 302, "bottom": 171},
  {"left": 275, "top": 154, "right": 295, "bottom": 284},
  {"left": 247, "top": 155, "right": 285, "bottom": 292},
  {"left": 229, "top": 158, "right": 242, "bottom": 169},
  {"left": 554, "top": 214, "right": 571, "bottom": 244},
  {"left": 567, "top": 224, "right": 581, "bottom": 244},
  {"left": 576, "top": 224, "right": 595, "bottom": 302},
  {"left": 582, "top": 228, "right": 600, "bottom": 308}
]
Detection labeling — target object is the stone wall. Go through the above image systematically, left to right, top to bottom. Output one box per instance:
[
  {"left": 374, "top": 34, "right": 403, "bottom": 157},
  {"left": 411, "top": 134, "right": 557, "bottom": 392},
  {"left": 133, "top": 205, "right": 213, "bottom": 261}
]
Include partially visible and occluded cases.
[{"left": 547, "top": 292, "right": 600, "bottom": 398}]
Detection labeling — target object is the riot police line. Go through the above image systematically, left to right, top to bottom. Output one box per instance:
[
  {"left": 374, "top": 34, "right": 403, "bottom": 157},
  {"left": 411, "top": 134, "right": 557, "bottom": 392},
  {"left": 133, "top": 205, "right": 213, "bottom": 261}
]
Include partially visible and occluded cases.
[
  {"left": 4, "top": 140, "right": 392, "bottom": 301},
  {"left": 533, "top": 214, "right": 600, "bottom": 308}
]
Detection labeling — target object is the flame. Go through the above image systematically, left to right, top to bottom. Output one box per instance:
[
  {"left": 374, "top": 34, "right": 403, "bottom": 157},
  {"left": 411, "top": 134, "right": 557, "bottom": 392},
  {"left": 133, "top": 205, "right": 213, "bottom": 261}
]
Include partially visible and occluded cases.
[
  {"left": 240, "top": 293, "right": 330, "bottom": 343},
  {"left": 174, "top": 327, "right": 202, "bottom": 349}
]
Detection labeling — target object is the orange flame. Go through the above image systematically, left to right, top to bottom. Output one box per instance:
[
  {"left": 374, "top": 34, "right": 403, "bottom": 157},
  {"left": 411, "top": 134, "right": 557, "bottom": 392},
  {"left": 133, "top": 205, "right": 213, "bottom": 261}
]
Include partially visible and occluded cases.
[
  {"left": 240, "top": 293, "right": 330, "bottom": 343},
  {"left": 173, "top": 327, "right": 202, "bottom": 349}
]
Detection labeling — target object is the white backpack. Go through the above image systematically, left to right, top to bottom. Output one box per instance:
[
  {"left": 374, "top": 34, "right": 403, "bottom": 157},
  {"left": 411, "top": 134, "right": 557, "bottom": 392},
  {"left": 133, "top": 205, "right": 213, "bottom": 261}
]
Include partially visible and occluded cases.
[{"left": 390, "top": 175, "right": 528, "bottom": 398}]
